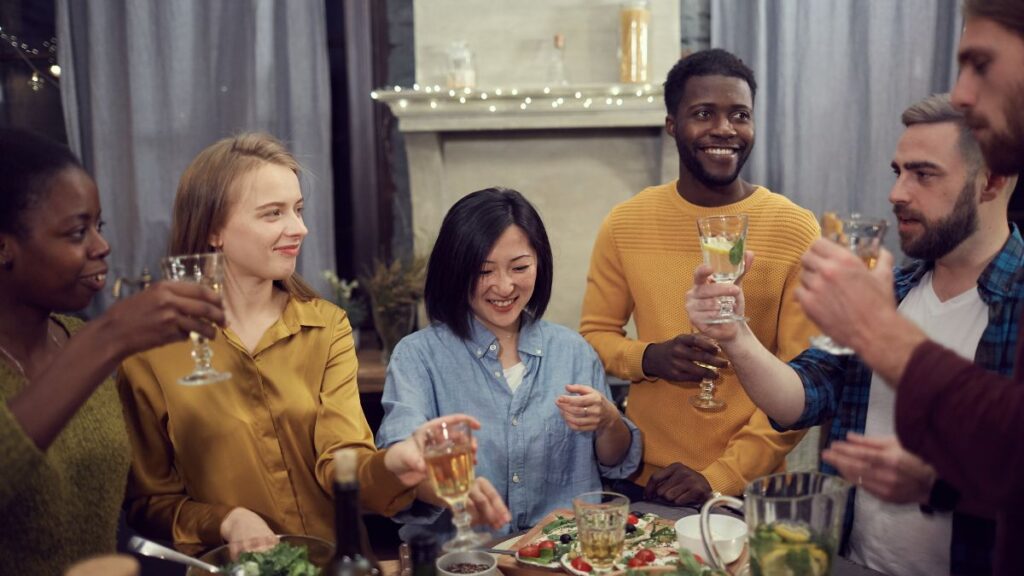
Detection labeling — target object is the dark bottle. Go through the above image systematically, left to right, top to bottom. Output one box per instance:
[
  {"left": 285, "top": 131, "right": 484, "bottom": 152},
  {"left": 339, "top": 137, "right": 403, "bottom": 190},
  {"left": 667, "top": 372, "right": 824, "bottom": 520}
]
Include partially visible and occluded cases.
[
  {"left": 331, "top": 448, "right": 381, "bottom": 576},
  {"left": 409, "top": 534, "right": 438, "bottom": 576}
]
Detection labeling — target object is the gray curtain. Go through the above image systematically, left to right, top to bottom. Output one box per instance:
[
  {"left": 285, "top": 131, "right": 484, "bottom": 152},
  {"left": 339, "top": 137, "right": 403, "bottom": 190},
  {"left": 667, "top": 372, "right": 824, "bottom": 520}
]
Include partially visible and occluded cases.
[
  {"left": 56, "top": 0, "right": 334, "bottom": 314},
  {"left": 711, "top": 0, "right": 961, "bottom": 254}
]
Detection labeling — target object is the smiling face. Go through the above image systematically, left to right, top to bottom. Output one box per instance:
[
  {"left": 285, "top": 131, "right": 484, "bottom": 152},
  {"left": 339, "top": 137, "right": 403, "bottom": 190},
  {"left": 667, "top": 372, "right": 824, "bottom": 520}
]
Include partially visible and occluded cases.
[
  {"left": 951, "top": 16, "right": 1024, "bottom": 175},
  {"left": 667, "top": 75, "right": 755, "bottom": 189},
  {"left": 889, "top": 122, "right": 980, "bottom": 261},
  {"left": 211, "top": 162, "right": 308, "bottom": 283},
  {"left": 4, "top": 167, "right": 110, "bottom": 312},
  {"left": 468, "top": 225, "right": 538, "bottom": 337}
]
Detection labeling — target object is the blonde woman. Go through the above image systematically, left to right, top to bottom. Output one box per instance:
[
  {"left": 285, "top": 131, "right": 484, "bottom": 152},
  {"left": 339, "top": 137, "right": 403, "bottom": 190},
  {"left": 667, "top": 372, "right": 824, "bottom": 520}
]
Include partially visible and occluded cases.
[{"left": 117, "top": 133, "right": 507, "bottom": 553}]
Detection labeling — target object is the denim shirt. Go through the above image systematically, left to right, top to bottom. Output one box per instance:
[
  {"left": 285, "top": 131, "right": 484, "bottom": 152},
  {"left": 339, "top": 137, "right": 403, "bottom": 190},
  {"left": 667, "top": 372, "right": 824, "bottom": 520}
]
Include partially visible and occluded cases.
[{"left": 376, "top": 317, "right": 643, "bottom": 535}]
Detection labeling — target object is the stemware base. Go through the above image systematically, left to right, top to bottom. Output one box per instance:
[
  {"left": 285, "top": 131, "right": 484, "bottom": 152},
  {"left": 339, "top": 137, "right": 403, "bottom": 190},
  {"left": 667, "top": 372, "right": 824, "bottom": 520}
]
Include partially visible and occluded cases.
[
  {"left": 704, "top": 315, "right": 748, "bottom": 325},
  {"left": 809, "top": 335, "right": 854, "bottom": 356},
  {"left": 178, "top": 369, "right": 232, "bottom": 386},
  {"left": 689, "top": 394, "right": 726, "bottom": 412},
  {"left": 441, "top": 530, "right": 490, "bottom": 553}
]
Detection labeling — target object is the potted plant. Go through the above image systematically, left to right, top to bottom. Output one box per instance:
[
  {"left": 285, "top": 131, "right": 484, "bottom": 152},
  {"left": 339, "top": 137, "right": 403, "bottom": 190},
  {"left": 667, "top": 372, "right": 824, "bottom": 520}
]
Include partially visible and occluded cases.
[
  {"left": 359, "top": 256, "right": 427, "bottom": 364},
  {"left": 322, "top": 270, "right": 369, "bottom": 349}
]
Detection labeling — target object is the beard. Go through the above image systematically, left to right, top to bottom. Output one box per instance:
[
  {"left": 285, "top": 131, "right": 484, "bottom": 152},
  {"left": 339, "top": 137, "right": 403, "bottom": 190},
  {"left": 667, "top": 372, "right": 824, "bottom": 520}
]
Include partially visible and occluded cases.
[
  {"left": 966, "top": 80, "right": 1024, "bottom": 175},
  {"left": 678, "top": 141, "right": 753, "bottom": 188},
  {"left": 897, "top": 181, "right": 979, "bottom": 261}
]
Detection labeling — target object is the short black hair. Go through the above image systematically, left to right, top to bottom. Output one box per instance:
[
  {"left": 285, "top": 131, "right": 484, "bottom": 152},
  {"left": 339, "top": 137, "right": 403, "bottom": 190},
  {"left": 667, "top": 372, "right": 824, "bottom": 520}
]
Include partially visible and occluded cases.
[
  {"left": 663, "top": 48, "right": 757, "bottom": 117},
  {"left": 0, "top": 128, "right": 83, "bottom": 237},
  {"left": 425, "top": 187, "right": 553, "bottom": 340}
]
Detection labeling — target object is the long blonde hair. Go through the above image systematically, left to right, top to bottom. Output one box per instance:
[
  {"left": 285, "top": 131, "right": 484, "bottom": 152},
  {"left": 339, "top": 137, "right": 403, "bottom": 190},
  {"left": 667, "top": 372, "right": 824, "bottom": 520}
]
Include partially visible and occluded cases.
[{"left": 169, "top": 133, "right": 318, "bottom": 301}]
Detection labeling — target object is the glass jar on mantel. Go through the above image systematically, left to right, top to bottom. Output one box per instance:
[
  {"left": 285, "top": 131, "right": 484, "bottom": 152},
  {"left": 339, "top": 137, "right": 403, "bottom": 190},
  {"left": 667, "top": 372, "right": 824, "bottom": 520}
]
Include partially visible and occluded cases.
[{"left": 619, "top": 0, "right": 651, "bottom": 84}]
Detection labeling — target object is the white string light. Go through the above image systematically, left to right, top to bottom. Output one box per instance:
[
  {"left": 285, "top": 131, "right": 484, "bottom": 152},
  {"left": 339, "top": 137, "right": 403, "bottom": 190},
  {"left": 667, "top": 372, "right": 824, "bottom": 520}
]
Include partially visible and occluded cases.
[
  {"left": 0, "top": 25, "right": 60, "bottom": 91},
  {"left": 370, "top": 83, "right": 664, "bottom": 115}
]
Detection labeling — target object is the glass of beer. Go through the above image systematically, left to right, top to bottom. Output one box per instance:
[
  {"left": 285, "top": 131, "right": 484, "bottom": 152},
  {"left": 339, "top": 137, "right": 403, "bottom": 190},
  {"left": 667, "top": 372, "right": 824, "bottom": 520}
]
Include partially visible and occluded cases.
[
  {"left": 809, "top": 213, "right": 888, "bottom": 355},
  {"left": 697, "top": 214, "right": 749, "bottom": 324},
  {"left": 161, "top": 253, "right": 231, "bottom": 386},
  {"left": 424, "top": 421, "right": 489, "bottom": 552},
  {"left": 573, "top": 491, "right": 630, "bottom": 569}
]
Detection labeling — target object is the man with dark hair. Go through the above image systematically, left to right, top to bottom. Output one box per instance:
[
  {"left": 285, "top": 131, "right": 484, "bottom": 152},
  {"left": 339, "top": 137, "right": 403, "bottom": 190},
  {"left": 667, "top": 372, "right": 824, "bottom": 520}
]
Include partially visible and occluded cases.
[
  {"left": 794, "top": 2, "right": 1024, "bottom": 574},
  {"left": 580, "top": 48, "right": 818, "bottom": 505},
  {"left": 689, "top": 93, "right": 1019, "bottom": 576}
]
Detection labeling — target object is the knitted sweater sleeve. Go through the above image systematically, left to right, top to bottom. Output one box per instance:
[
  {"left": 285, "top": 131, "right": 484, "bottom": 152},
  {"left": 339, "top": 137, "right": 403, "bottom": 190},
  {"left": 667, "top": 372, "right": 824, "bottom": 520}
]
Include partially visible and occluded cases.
[{"left": 580, "top": 214, "right": 651, "bottom": 381}]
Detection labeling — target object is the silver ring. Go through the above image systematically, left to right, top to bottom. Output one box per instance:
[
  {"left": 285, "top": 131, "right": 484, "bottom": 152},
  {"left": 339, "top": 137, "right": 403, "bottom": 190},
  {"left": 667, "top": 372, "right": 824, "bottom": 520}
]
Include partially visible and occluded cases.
[
  {"left": 583, "top": 406, "right": 589, "bottom": 416},
  {"left": 856, "top": 475, "right": 863, "bottom": 486}
]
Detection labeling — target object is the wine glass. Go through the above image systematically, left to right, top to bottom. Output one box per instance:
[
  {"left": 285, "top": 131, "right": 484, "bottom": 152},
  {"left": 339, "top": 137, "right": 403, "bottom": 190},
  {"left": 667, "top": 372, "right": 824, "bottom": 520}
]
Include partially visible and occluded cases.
[
  {"left": 808, "top": 213, "right": 888, "bottom": 355},
  {"left": 697, "top": 215, "right": 749, "bottom": 324},
  {"left": 161, "top": 253, "right": 232, "bottom": 386},
  {"left": 689, "top": 331, "right": 726, "bottom": 412},
  {"left": 423, "top": 421, "right": 490, "bottom": 552}
]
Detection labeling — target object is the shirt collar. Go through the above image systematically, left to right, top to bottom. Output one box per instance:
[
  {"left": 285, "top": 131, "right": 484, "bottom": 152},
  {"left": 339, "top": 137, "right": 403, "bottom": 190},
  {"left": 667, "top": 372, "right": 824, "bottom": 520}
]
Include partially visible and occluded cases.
[
  {"left": 893, "top": 224, "right": 1024, "bottom": 303},
  {"left": 464, "top": 314, "right": 545, "bottom": 359}
]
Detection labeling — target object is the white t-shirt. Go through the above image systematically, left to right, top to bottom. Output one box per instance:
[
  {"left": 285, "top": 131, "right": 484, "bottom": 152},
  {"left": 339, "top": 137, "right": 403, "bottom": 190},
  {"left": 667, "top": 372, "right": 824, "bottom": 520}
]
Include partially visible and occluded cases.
[
  {"left": 847, "top": 271, "right": 987, "bottom": 576},
  {"left": 504, "top": 362, "right": 526, "bottom": 392}
]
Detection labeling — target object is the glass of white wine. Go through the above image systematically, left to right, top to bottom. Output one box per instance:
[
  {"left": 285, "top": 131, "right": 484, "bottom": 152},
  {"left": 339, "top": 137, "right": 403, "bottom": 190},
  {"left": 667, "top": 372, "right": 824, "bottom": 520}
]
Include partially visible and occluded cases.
[
  {"left": 809, "top": 213, "right": 888, "bottom": 355},
  {"left": 697, "top": 214, "right": 749, "bottom": 324},
  {"left": 161, "top": 253, "right": 231, "bottom": 386},
  {"left": 423, "top": 421, "right": 489, "bottom": 552},
  {"left": 573, "top": 491, "right": 629, "bottom": 569}
]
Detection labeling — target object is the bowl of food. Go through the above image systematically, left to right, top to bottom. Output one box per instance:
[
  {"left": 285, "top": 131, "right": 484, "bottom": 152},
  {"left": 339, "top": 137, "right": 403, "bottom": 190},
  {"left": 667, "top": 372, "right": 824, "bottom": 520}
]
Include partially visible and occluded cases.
[
  {"left": 674, "top": 514, "right": 747, "bottom": 565},
  {"left": 185, "top": 534, "right": 334, "bottom": 576},
  {"left": 436, "top": 550, "right": 499, "bottom": 576}
]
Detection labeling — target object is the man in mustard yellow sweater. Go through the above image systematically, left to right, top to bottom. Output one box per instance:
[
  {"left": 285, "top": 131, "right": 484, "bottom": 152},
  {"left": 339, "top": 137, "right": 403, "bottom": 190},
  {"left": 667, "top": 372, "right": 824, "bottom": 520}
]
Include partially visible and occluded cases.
[{"left": 580, "top": 49, "right": 819, "bottom": 504}]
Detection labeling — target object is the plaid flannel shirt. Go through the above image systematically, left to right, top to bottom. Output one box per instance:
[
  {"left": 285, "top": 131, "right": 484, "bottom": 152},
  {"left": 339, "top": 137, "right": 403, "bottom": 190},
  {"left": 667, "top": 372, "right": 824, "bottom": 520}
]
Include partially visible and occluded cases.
[{"left": 779, "top": 225, "right": 1024, "bottom": 575}]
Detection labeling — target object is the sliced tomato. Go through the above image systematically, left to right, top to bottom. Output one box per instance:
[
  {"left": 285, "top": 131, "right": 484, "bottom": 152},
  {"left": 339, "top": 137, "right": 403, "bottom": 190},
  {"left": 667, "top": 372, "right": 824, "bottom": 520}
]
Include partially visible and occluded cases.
[
  {"left": 626, "top": 513, "right": 640, "bottom": 525},
  {"left": 538, "top": 540, "right": 556, "bottom": 551},
  {"left": 518, "top": 544, "right": 540, "bottom": 558},
  {"left": 634, "top": 549, "right": 656, "bottom": 563},
  {"left": 693, "top": 553, "right": 705, "bottom": 565},
  {"left": 570, "top": 557, "right": 593, "bottom": 573},
  {"left": 627, "top": 557, "right": 649, "bottom": 568}
]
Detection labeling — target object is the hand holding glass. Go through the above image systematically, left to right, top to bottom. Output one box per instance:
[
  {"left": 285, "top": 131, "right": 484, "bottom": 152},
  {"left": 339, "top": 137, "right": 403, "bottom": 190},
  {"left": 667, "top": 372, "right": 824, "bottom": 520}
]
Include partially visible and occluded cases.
[
  {"left": 809, "top": 213, "right": 888, "bottom": 355},
  {"left": 697, "top": 215, "right": 749, "bottom": 324},
  {"left": 161, "top": 253, "right": 231, "bottom": 385},
  {"left": 689, "top": 331, "right": 726, "bottom": 412},
  {"left": 423, "top": 421, "right": 489, "bottom": 552}
]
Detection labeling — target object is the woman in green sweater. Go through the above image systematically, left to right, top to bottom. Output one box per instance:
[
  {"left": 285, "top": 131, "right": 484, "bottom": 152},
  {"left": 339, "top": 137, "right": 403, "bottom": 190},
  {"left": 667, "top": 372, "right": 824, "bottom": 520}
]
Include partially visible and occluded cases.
[{"left": 0, "top": 128, "right": 228, "bottom": 574}]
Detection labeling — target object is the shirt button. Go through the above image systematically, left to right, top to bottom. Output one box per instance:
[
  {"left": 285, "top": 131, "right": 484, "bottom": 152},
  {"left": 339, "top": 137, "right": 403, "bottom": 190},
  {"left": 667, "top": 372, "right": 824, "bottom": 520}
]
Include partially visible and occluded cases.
[
  {"left": 489, "top": 344, "right": 497, "bottom": 351},
  {"left": 477, "top": 349, "right": 483, "bottom": 356},
  {"left": 536, "top": 349, "right": 542, "bottom": 355},
  {"left": 494, "top": 371, "right": 501, "bottom": 378},
  {"left": 511, "top": 417, "right": 519, "bottom": 426},
  {"left": 512, "top": 473, "right": 521, "bottom": 483}
]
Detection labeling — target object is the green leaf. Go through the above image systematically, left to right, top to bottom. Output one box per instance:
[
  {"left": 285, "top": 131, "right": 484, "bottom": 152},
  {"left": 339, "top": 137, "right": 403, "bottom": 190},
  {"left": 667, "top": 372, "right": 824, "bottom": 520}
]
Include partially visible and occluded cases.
[{"left": 729, "top": 237, "right": 744, "bottom": 266}]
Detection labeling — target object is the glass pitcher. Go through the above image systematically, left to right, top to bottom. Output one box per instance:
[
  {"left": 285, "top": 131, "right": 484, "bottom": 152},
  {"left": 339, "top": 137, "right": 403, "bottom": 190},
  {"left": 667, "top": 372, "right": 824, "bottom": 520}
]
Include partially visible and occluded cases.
[{"left": 700, "top": 472, "right": 850, "bottom": 575}]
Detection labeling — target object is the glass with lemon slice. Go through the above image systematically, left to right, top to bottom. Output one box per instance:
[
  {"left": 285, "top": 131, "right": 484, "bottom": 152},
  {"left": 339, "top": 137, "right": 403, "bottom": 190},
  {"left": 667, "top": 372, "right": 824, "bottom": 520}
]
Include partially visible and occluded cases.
[{"left": 697, "top": 214, "right": 749, "bottom": 324}]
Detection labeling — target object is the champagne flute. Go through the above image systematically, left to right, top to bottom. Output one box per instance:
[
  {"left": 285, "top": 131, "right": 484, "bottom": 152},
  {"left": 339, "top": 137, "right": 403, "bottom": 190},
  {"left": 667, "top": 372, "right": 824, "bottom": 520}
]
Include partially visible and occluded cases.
[
  {"left": 808, "top": 213, "right": 888, "bottom": 355},
  {"left": 697, "top": 215, "right": 749, "bottom": 324},
  {"left": 161, "top": 253, "right": 231, "bottom": 385},
  {"left": 689, "top": 331, "right": 726, "bottom": 412},
  {"left": 423, "top": 421, "right": 489, "bottom": 552}
]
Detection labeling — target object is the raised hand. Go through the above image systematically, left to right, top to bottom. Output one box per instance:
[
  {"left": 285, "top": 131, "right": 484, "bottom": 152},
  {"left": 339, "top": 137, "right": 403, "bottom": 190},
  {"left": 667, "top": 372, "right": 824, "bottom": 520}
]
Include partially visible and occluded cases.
[
  {"left": 687, "top": 251, "right": 753, "bottom": 341},
  {"left": 102, "top": 281, "right": 225, "bottom": 356},
  {"left": 641, "top": 333, "right": 726, "bottom": 383},
  {"left": 555, "top": 384, "right": 619, "bottom": 432},
  {"left": 383, "top": 414, "right": 482, "bottom": 486},
  {"left": 822, "top": 433, "right": 936, "bottom": 505},
  {"left": 644, "top": 462, "right": 712, "bottom": 506},
  {"left": 466, "top": 477, "right": 511, "bottom": 530}
]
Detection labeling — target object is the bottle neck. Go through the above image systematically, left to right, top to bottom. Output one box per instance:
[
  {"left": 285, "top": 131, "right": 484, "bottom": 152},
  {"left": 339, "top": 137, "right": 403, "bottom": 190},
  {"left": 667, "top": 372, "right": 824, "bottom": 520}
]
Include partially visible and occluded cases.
[{"left": 334, "top": 480, "right": 366, "bottom": 559}]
